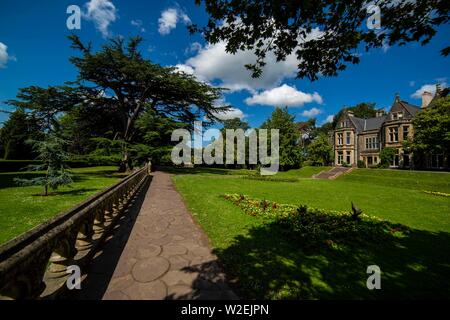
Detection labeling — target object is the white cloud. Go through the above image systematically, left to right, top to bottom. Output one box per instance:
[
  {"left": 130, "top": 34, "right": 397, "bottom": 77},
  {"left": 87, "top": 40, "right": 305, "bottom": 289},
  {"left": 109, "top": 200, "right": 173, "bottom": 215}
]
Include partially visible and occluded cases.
[
  {"left": 84, "top": 0, "right": 117, "bottom": 38},
  {"left": 158, "top": 8, "right": 191, "bottom": 35},
  {"left": 131, "top": 19, "right": 145, "bottom": 32},
  {"left": 177, "top": 28, "right": 323, "bottom": 92},
  {"left": 0, "top": 42, "right": 15, "bottom": 68},
  {"left": 185, "top": 42, "right": 202, "bottom": 55},
  {"left": 174, "top": 63, "right": 195, "bottom": 75},
  {"left": 408, "top": 80, "right": 416, "bottom": 87},
  {"left": 411, "top": 82, "right": 447, "bottom": 99},
  {"left": 245, "top": 84, "right": 323, "bottom": 107},
  {"left": 212, "top": 107, "right": 246, "bottom": 120},
  {"left": 300, "top": 107, "right": 322, "bottom": 118},
  {"left": 321, "top": 115, "right": 334, "bottom": 125}
]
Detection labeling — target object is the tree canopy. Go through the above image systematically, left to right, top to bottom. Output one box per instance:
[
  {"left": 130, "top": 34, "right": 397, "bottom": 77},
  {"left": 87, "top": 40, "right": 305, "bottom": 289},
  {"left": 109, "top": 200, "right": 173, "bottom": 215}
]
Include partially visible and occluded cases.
[
  {"left": 192, "top": 0, "right": 449, "bottom": 80},
  {"left": 67, "top": 35, "right": 228, "bottom": 170},
  {"left": 409, "top": 96, "right": 450, "bottom": 156},
  {"left": 261, "top": 107, "right": 302, "bottom": 170}
]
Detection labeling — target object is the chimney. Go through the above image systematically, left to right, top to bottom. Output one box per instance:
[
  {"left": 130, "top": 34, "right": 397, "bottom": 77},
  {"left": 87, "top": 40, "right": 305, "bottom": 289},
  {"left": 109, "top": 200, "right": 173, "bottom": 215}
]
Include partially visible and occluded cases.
[
  {"left": 436, "top": 83, "right": 443, "bottom": 96},
  {"left": 421, "top": 91, "right": 433, "bottom": 109},
  {"left": 375, "top": 109, "right": 385, "bottom": 117}
]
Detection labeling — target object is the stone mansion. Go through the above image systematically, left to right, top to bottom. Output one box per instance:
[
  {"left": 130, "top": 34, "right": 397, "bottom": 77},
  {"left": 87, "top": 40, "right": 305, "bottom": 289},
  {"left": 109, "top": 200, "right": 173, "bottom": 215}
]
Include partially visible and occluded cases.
[{"left": 333, "top": 84, "right": 447, "bottom": 169}]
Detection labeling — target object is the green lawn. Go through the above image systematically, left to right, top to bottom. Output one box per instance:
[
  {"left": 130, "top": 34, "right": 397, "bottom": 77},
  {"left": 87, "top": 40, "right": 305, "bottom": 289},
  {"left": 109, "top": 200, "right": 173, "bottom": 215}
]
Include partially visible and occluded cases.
[
  {"left": 0, "top": 166, "right": 122, "bottom": 244},
  {"left": 172, "top": 166, "right": 450, "bottom": 299}
]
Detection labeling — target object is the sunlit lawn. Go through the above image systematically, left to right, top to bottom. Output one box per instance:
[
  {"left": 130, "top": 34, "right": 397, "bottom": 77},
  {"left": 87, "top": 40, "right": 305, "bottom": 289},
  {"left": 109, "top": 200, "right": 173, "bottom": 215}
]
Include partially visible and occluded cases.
[
  {"left": 0, "top": 166, "right": 122, "bottom": 244},
  {"left": 172, "top": 166, "right": 450, "bottom": 299}
]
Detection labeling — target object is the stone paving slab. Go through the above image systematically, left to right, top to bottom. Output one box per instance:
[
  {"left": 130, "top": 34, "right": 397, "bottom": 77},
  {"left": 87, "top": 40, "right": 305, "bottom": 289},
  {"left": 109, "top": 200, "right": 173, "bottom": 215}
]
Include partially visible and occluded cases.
[{"left": 101, "top": 171, "right": 238, "bottom": 300}]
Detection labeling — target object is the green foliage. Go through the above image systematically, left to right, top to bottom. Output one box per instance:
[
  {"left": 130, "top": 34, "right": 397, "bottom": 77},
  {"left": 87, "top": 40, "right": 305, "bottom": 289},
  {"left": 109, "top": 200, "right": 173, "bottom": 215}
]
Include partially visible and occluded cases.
[
  {"left": 193, "top": 1, "right": 448, "bottom": 81},
  {"left": 67, "top": 35, "right": 227, "bottom": 171},
  {"left": 7, "top": 86, "right": 81, "bottom": 132},
  {"left": 410, "top": 97, "right": 450, "bottom": 165},
  {"left": 261, "top": 107, "right": 302, "bottom": 170},
  {"left": 0, "top": 109, "right": 43, "bottom": 160},
  {"left": 134, "top": 110, "right": 187, "bottom": 166},
  {"left": 222, "top": 118, "right": 250, "bottom": 131},
  {"left": 306, "top": 133, "right": 333, "bottom": 166},
  {"left": 14, "top": 134, "right": 73, "bottom": 196},
  {"left": 379, "top": 147, "right": 396, "bottom": 168},
  {"left": 357, "top": 160, "right": 366, "bottom": 168},
  {"left": 341, "top": 162, "right": 352, "bottom": 168},
  {"left": 223, "top": 194, "right": 410, "bottom": 250}
]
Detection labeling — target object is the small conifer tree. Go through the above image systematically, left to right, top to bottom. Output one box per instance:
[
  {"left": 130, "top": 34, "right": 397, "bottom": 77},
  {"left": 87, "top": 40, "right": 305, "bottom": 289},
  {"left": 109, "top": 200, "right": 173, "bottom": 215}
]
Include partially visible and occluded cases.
[{"left": 15, "top": 134, "right": 72, "bottom": 196}]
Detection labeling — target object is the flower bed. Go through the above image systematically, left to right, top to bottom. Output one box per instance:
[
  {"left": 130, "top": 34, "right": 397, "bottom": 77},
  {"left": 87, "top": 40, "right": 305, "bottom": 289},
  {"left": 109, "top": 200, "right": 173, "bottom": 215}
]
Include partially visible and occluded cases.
[
  {"left": 423, "top": 190, "right": 450, "bottom": 198},
  {"left": 222, "top": 193, "right": 410, "bottom": 250}
]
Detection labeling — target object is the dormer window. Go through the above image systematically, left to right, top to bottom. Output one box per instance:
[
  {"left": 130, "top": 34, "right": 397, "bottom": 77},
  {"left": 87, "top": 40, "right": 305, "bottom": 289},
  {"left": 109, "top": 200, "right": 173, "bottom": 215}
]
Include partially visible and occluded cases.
[
  {"left": 392, "top": 113, "right": 398, "bottom": 120},
  {"left": 340, "top": 120, "right": 350, "bottom": 128}
]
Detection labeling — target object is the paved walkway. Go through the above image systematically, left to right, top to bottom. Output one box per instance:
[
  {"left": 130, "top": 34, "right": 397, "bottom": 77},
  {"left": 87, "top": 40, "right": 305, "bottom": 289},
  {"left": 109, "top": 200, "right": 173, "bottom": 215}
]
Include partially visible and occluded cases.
[{"left": 96, "top": 171, "right": 237, "bottom": 300}]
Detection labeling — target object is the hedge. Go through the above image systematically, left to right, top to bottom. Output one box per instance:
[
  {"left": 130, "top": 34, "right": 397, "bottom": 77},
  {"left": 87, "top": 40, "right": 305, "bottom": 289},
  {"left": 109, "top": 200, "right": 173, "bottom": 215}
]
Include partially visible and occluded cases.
[{"left": 0, "top": 158, "right": 118, "bottom": 173}]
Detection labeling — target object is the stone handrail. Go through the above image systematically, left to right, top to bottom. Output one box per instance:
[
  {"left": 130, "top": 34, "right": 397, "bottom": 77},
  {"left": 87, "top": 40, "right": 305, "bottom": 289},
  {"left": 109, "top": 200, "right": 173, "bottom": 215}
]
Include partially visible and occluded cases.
[{"left": 0, "top": 164, "right": 150, "bottom": 299}]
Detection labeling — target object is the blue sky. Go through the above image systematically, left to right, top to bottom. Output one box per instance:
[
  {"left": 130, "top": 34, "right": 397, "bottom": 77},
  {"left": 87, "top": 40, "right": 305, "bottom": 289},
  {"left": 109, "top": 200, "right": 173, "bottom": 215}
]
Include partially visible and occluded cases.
[{"left": 0, "top": 0, "right": 449, "bottom": 128}]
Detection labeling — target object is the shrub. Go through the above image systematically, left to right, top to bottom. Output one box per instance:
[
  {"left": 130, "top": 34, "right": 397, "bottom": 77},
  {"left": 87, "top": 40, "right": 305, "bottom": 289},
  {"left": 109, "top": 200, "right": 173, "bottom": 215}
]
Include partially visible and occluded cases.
[
  {"left": 380, "top": 147, "right": 396, "bottom": 168},
  {"left": 357, "top": 160, "right": 366, "bottom": 168},
  {"left": 341, "top": 162, "right": 352, "bottom": 168}
]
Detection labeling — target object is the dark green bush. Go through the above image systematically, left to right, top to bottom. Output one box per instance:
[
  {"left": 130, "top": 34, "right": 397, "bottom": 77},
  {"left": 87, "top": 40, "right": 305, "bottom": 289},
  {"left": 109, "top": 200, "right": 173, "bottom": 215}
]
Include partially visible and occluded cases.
[
  {"left": 0, "top": 156, "right": 118, "bottom": 173},
  {"left": 357, "top": 160, "right": 366, "bottom": 168},
  {"left": 222, "top": 193, "right": 410, "bottom": 250}
]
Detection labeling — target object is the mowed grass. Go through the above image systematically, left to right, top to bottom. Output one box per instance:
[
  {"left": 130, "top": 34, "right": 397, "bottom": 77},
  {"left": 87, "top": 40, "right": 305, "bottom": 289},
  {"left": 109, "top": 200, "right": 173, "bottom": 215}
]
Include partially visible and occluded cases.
[
  {"left": 0, "top": 166, "right": 122, "bottom": 244},
  {"left": 172, "top": 166, "right": 450, "bottom": 299}
]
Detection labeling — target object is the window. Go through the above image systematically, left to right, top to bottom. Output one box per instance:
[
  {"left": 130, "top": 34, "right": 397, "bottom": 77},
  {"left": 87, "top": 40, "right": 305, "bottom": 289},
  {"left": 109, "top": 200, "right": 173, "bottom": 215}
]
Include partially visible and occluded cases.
[
  {"left": 398, "top": 112, "right": 403, "bottom": 119},
  {"left": 392, "top": 113, "right": 398, "bottom": 120},
  {"left": 403, "top": 126, "right": 409, "bottom": 140},
  {"left": 389, "top": 127, "right": 398, "bottom": 142},
  {"left": 346, "top": 132, "right": 351, "bottom": 145},
  {"left": 337, "top": 133, "right": 343, "bottom": 145},
  {"left": 365, "top": 137, "right": 379, "bottom": 149},
  {"left": 392, "top": 149, "right": 400, "bottom": 166},
  {"left": 346, "top": 151, "right": 351, "bottom": 164},
  {"left": 338, "top": 152, "right": 343, "bottom": 165},
  {"left": 374, "top": 156, "right": 378, "bottom": 163},
  {"left": 367, "top": 157, "right": 373, "bottom": 166}
]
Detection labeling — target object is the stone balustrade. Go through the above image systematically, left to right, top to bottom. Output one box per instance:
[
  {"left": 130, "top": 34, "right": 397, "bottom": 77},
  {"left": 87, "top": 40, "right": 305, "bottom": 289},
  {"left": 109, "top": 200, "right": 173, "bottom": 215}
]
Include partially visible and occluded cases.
[{"left": 0, "top": 165, "right": 150, "bottom": 299}]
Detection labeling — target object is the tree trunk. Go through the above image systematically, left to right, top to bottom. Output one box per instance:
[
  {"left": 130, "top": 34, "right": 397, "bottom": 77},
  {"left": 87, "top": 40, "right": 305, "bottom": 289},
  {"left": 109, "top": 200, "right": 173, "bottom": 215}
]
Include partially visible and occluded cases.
[{"left": 118, "top": 147, "right": 131, "bottom": 173}]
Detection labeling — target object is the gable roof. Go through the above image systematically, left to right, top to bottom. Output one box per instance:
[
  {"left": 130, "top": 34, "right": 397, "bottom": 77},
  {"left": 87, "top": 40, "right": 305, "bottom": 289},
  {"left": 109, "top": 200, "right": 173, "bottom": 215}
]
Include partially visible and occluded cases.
[
  {"left": 398, "top": 100, "right": 421, "bottom": 116},
  {"left": 348, "top": 115, "right": 386, "bottom": 133}
]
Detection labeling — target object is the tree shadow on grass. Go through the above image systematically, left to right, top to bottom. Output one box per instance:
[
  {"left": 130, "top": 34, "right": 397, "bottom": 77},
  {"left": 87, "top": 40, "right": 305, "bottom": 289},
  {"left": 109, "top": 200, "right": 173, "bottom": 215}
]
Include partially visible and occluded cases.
[{"left": 173, "top": 220, "right": 450, "bottom": 299}]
